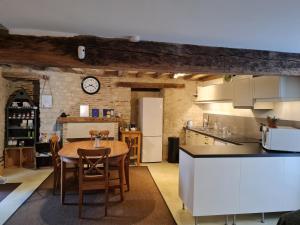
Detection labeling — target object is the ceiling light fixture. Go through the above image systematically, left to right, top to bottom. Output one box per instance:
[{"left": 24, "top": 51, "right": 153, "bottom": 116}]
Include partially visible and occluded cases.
[{"left": 173, "top": 73, "right": 187, "bottom": 79}]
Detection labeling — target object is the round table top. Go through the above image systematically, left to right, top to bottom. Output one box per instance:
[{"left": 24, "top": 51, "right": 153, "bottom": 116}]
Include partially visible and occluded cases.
[{"left": 58, "top": 140, "right": 129, "bottom": 159}]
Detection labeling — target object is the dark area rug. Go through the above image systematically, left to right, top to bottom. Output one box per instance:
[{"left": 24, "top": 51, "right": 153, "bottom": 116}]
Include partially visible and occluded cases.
[
  {"left": 5, "top": 167, "right": 176, "bottom": 225},
  {"left": 0, "top": 183, "right": 21, "bottom": 202}
]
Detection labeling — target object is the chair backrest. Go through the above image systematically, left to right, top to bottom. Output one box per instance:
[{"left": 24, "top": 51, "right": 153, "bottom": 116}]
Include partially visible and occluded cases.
[
  {"left": 89, "top": 129, "right": 99, "bottom": 140},
  {"left": 99, "top": 130, "right": 110, "bottom": 140},
  {"left": 49, "top": 134, "right": 60, "bottom": 168},
  {"left": 125, "top": 136, "right": 137, "bottom": 157},
  {"left": 77, "top": 148, "right": 111, "bottom": 182}
]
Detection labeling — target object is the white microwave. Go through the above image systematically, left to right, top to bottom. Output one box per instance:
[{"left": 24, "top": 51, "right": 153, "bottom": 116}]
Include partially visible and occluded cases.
[{"left": 262, "top": 126, "right": 300, "bottom": 152}]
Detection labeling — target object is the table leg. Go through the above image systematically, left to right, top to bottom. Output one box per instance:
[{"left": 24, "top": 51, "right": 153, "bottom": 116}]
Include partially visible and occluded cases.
[{"left": 60, "top": 160, "right": 66, "bottom": 204}]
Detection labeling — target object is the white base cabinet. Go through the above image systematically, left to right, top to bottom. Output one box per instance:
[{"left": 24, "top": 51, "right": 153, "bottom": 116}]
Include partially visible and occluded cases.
[{"left": 179, "top": 150, "right": 300, "bottom": 216}]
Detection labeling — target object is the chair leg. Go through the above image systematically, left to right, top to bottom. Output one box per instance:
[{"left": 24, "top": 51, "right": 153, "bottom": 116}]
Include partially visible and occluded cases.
[
  {"left": 61, "top": 161, "right": 66, "bottom": 204},
  {"left": 119, "top": 161, "right": 124, "bottom": 201},
  {"left": 125, "top": 162, "right": 130, "bottom": 191},
  {"left": 53, "top": 169, "right": 57, "bottom": 195},
  {"left": 105, "top": 183, "right": 109, "bottom": 216},
  {"left": 79, "top": 190, "right": 83, "bottom": 218}
]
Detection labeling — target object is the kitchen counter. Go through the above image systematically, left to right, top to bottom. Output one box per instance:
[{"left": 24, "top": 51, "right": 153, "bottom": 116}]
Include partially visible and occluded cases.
[
  {"left": 184, "top": 127, "right": 260, "bottom": 145},
  {"left": 179, "top": 143, "right": 300, "bottom": 219},
  {"left": 180, "top": 143, "right": 300, "bottom": 158}
]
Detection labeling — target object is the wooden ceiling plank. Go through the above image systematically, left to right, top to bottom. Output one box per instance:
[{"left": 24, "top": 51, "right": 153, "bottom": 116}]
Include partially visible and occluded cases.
[
  {"left": 2, "top": 70, "right": 48, "bottom": 81},
  {"left": 154, "top": 72, "right": 173, "bottom": 79},
  {"left": 198, "top": 75, "right": 223, "bottom": 82},
  {"left": 116, "top": 82, "right": 185, "bottom": 89}
]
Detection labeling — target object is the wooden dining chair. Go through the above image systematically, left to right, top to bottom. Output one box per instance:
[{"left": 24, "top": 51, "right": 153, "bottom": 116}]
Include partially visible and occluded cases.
[
  {"left": 89, "top": 129, "right": 99, "bottom": 140},
  {"left": 99, "top": 130, "right": 110, "bottom": 140},
  {"left": 50, "top": 134, "right": 77, "bottom": 195},
  {"left": 50, "top": 134, "right": 61, "bottom": 194},
  {"left": 123, "top": 136, "right": 135, "bottom": 191},
  {"left": 108, "top": 137, "right": 132, "bottom": 192},
  {"left": 77, "top": 148, "right": 111, "bottom": 218}
]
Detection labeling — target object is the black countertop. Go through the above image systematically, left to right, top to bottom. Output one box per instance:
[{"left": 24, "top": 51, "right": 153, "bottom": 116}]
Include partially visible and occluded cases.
[
  {"left": 185, "top": 127, "right": 261, "bottom": 145},
  {"left": 180, "top": 143, "right": 300, "bottom": 158}
]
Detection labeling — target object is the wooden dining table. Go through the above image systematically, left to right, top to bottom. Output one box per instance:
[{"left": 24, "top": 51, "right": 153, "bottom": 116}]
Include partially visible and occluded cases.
[{"left": 58, "top": 140, "right": 129, "bottom": 204}]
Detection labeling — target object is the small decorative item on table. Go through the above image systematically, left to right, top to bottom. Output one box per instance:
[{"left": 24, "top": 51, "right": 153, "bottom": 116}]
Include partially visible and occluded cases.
[
  {"left": 92, "top": 131, "right": 109, "bottom": 148},
  {"left": 94, "top": 135, "right": 101, "bottom": 148}
]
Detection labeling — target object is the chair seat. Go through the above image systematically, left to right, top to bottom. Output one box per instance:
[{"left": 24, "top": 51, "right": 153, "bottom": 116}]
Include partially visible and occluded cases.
[
  {"left": 83, "top": 175, "right": 105, "bottom": 182},
  {"left": 81, "top": 179, "right": 120, "bottom": 191},
  {"left": 81, "top": 181, "right": 106, "bottom": 190}
]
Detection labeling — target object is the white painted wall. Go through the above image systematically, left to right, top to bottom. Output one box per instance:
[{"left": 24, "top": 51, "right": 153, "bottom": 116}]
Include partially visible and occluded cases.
[
  {"left": 1, "top": 0, "right": 300, "bottom": 53},
  {"left": 201, "top": 101, "right": 300, "bottom": 121}
]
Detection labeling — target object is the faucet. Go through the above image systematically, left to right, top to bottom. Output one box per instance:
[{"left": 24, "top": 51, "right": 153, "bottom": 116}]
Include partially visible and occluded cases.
[{"left": 203, "top": 115, "right": 210, "bottom": 129}]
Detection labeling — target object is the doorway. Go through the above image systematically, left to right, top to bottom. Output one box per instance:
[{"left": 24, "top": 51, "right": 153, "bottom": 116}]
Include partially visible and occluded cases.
[{"left": 130, "top": 88, "right": 162, "bottom": 128}]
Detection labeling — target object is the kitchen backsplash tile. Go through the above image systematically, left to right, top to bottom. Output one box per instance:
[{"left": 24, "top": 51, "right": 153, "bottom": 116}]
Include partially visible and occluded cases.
[{"left": 204, "top": 113, "right": 300, "bottom": 139}]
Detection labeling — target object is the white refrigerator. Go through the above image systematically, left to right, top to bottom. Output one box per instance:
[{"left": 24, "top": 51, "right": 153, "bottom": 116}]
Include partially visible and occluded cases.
[{"left": 139, "top": 97, "right": 163, "bottom": 162}]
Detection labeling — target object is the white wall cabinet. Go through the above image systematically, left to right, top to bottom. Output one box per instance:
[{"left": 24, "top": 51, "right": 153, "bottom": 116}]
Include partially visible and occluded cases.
[
  {"left": 196, "top": 76, "right": 300, "bottom": 107},
  {"left": 253, "top": 76, "right": 300, "bottom": 100},
  {"left": 232, "top": 77, "right": 253, "bottom": 108},
  {"left": 197, "top": 82, "right": 233, "bottom": 102}
]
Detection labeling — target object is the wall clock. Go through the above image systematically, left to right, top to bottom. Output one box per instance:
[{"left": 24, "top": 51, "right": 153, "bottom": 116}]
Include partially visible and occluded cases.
[{"left": 81, "top": 76, "right": 101, "bottom": 95}]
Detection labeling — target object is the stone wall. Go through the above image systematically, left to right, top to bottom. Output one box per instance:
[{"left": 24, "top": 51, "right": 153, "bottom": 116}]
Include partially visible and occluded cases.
[
  {"left": 0, "top": 68, "right": 10, "bottom": 174},
  {"left": 0, "top": 68, "right": 203, "bottom": 162},
  {"left": 38, "top": 71, "right": 202, "bottom": 159},
  {"left": 39, "top": 72, "right": 131, "bottom": 135},
  {"left": 8, "top": 81, "right": 34, "bottom": 98},
  {"left": 162, "top": 84, "right": 202, "bottom": 158}
]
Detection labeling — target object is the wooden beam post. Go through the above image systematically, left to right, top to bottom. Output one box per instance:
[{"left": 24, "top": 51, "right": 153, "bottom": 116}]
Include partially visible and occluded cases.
[
  {"left": 1, "top": 34, "right": 300, "bottom": 75},
  {"left": 2, "top": 69, "right": 48, "bottom": 81},
  {"left": 116, "top": 82, "right": 185, "bottom": 89}
]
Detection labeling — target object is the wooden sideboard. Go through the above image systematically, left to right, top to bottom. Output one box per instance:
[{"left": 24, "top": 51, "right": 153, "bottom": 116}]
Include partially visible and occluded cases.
[{"left": 57, "top": 117, "right": 121, "bottom": 143}]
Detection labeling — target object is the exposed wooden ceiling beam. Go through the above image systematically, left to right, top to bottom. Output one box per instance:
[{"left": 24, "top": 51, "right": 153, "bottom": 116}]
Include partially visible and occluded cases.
[
  {"left": 1, "top": 34, "right": 300, "bottom": 76},
  {"left": 46, "top": 67, "right": 80, "bottom": 74},
  {"left": 2, "top": 69, "right": 48, "bottom": 81},
  {"left": 104, "top": 69, "right": 120, "bottom": 76},
  {"left": 142, "top": 71, "right": 158, "bottom": 78},
  {"left": 135, "top": 72, "right": 143, "bottom": 78},
  {"left": 154, "top": 72, "right": 173, "bottom": 79},
  {"left": 183, "top": 74, "right": 207, "bottom": 80},
  {"left": 198, "top": 75, "right": 223, "bottom": 82},
  {"left": 116, "top": 82, "right": 185, "bottom": 89}
]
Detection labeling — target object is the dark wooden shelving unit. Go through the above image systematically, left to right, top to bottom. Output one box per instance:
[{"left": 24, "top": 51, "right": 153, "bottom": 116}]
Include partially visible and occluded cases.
[{"left": 4, "top": 89, "right": 38, "bottom": 168}]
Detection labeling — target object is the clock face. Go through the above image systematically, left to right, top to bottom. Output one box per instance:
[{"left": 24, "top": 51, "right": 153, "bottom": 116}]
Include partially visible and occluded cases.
[{"left": 81, "top": 76, "right": 101, "bottom": 95}]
